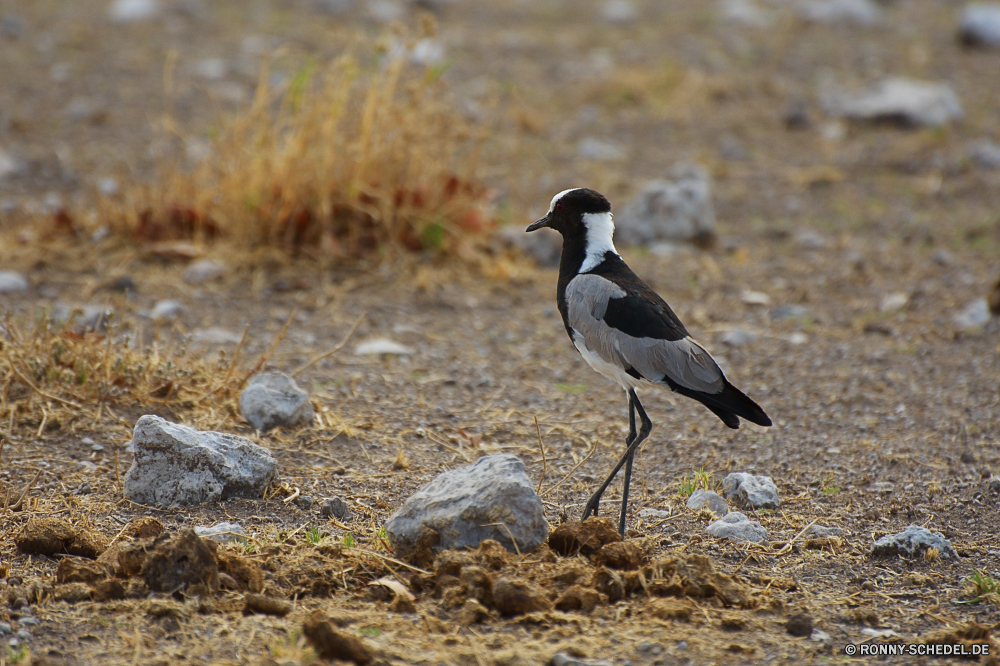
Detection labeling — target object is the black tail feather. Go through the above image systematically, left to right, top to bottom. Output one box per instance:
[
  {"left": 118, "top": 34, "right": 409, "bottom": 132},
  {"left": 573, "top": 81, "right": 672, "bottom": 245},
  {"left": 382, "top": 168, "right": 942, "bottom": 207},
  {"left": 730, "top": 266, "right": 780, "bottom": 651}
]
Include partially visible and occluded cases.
[{"left": 665, "top": 377, "right": 771, "bottom": 429}]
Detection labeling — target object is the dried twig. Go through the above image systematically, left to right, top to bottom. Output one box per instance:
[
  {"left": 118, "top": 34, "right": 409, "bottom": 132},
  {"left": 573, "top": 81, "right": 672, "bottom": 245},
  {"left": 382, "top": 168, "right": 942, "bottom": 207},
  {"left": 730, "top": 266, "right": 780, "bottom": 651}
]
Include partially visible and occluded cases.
[
  {"left": 237, "top": 308, "right": 298, "bottom": 390},
  {"left": 291, "top": 311, "right": 366, "bottom": 378},
  {"left": 197, "top": 322, "right": 250, "bottom": 400},
  {"left": 8, "top": 364, "right": 83, "bottom": 410},
  {"left": 534, "top": 416, "right": 546, "bottom": 494},
  {"left": 541, "top": 437, "right": 598, "bottom": 497},
  {"left": 6, "top": 470, "right": 42, "bottom": 512},
  {"left": 775, "top": 518, "right": 819, "bottom": 556},
  {"left": 481, "top": 521, "right": 521, "bottom": 556},
  {"left": 344, "top": 547, "right": 430, "bottom": 574}
]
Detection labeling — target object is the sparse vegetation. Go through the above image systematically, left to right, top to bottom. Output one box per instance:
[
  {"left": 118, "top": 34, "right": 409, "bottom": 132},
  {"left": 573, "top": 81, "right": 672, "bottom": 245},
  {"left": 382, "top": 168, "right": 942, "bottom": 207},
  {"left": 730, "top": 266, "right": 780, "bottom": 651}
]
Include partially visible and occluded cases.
[
  {"left": 678, "top": 469, "right": 714, "bottom": 498},
  {"left": 305, "top": 525, "right": 324, "bottom": 545},
  {"left": 342, "top": 532, "right": 356, "bottom": 548},
  {"left": 961, "top": 570, "right": 1000, "bottom": 606}
]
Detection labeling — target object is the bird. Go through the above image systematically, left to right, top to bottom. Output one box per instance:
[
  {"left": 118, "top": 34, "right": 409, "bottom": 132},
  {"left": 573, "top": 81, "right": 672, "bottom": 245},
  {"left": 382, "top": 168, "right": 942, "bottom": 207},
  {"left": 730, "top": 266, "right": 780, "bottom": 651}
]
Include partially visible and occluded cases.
[{"left": 526, "top": 188, "right": 772, "bottom": 536}]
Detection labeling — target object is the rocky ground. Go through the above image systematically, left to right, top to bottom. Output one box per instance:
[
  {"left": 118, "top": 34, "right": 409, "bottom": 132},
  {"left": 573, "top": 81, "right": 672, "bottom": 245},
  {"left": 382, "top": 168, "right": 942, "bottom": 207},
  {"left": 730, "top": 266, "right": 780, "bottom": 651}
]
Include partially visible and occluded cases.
[{"left": 2, "top": 0, "right": 1000, "bottom": 665}]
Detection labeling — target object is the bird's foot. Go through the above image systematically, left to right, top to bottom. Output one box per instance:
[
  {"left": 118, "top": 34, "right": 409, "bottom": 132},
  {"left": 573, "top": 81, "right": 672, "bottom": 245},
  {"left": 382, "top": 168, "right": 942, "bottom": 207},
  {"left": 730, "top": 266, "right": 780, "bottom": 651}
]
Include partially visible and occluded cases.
[{"left": 581, "top": 493, "right": 602, "bottom": 521}]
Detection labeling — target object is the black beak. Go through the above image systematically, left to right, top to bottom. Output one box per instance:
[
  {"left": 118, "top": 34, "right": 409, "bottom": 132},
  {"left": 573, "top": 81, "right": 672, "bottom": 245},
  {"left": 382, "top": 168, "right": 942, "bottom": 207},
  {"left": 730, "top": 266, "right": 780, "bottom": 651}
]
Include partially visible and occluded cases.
[{"left": 525, "top": 213, "right": 551, "bottom": 233}]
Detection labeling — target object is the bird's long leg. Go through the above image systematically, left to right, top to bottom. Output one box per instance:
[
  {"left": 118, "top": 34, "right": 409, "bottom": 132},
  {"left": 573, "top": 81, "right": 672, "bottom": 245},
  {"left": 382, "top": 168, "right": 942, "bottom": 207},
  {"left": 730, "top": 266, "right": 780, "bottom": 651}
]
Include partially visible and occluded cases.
[
  {"left": 582, "top": 389, "right": 638, "bottom": 523},
  {"left": 618, "top": 390, "right": 652, "bottom": 535}
]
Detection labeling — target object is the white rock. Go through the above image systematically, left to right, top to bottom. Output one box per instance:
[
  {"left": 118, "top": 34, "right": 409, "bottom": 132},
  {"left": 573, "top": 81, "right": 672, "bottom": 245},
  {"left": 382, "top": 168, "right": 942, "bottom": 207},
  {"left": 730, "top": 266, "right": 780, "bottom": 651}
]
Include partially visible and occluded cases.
[
  {"left": 109, "top": 0, "right": 161, "bottom": 22},
  {"left": 601, "top": 0, "right": 638, "bottom": 23},
  {"left": 719, "top": 0, "right": 771, "bottom": 27},
  {"left": 798, "top": 0, "right": 880, "bottom": 25},
  {"left": 960, "top": 3, "right": 1000, "bottom": 48},
  {"left": 410, "top": 39, "right": 446, "bottom": 67},
  {"left": 824, "top": 78, "right": 963, "bottom": 128},
  {"left": 577, "top": 137, "right": 626, "bottom": 162},
  {"left": 970, "top": 139, "right": 1000, "bottom": 169},
  {"left": 0, "top": 149, "right": 23, "bottom": 181},
  {"left": 615, "top": 163, "right": 716, "bottom": 246},
  {"left": 97, "top": 177, "right": 119, "bottom": 196},
  {"left": 796, "top": 229, "right": 827, "bottom": 249},
  {"left": 182, "top": 258, "right": 225, "bottom": 284},
  {"left": 0, "top": 271, "right": 28, "bottom": 294},
  {"left": 740, "top": 290, "right": 771, "bottom": 306},
  {"left": 880, "top": 292, "right": 909, "bottom": 312},
  {"left": 954, "top": 298, "right": 991, "bottom": 330},
  {"left": 150, "top": 299, "right": 185, "bottom": 323},
  {"left": 52, "top": 302, "right": 110, "bottom": 332},
  {"left": 190, "top": 327, "right": 242, "bottom": 345},
  {"left": 720, "top": 328, "right": 758, "bottom": 346},
  {"left": 788, "top": 332, "right": 809, "bottom": 345},
  {"left": 355, "top": 338, "right": 414, "bottom": 355},
  {"left": 239, "top": 372, "right": 315, "bottom": 432},
  {"left": 124, "top": 415, "right": 279, "bottom": 506},
  {"left": 386, "top": 454, "right": 548, "bottom": 557},
  {"left": 77, "top": 461, "right": 98, "bottom": 473},
  {"left": 722, "top": 472, "right": 781, "bottom": 509},
  {"left": 686, "top": 489, "right": 729, "bottom": 516},
  {"left": 706, "top": 512, "right": 768, "bottom": 544},
  {"left": 194, "top": 521, "right": 247, "bottom": 543},
  {"left": 870, "top": 524, "right": 957, "bottom": 559}
]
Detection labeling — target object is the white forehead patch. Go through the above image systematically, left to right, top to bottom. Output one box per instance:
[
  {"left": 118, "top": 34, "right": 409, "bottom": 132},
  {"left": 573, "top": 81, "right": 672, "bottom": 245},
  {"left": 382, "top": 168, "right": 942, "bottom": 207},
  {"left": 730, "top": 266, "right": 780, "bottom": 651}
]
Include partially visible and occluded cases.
[{"left": 548, "top": 188, "right": 582, "bottom": 213}]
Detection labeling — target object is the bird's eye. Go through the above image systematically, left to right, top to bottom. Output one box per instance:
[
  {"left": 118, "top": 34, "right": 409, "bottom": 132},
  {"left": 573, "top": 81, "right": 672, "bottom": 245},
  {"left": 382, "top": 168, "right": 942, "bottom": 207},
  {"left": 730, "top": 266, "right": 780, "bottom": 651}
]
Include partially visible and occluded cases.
[{"left": 556, "top": 203, "right": 564, "bottom": 212}]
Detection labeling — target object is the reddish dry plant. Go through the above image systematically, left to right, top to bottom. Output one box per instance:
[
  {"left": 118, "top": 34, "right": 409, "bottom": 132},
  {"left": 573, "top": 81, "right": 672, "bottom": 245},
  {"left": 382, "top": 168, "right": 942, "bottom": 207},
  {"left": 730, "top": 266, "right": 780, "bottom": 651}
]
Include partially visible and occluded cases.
[{"left": 93, "top": 40, "right": 494, "bottom": 260}]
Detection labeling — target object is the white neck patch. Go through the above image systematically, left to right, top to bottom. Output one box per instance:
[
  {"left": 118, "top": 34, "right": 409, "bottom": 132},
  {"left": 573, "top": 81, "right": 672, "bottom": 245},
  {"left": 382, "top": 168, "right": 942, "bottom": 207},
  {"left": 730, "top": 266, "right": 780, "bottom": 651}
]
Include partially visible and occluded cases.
[
  {"left": 548, "top": 188, "right": 580, "bottom": 213},
  {"left": 579, "top": 211, "right": 618, "bottom": 273}
]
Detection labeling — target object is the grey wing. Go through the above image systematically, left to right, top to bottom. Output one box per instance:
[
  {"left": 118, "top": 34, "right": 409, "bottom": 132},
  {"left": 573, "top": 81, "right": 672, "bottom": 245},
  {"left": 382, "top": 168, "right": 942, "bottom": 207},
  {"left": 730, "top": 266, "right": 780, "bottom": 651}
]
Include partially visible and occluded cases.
[{"left": 565, "top": 275, "right": 725, "bottom": 394}]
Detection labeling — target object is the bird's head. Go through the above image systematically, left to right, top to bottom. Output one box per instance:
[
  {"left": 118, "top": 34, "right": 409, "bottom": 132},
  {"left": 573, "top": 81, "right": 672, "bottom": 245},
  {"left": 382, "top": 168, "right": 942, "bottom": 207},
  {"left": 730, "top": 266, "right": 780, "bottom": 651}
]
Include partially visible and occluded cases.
[{"left": 526, "top": 188, "right": 613, "bottom": 239}]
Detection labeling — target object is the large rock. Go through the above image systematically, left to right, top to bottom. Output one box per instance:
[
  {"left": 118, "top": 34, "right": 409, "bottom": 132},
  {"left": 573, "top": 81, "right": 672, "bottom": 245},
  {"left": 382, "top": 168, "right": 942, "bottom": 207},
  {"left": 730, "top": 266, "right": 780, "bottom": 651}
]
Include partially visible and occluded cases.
[
  {"left": 960, "top": 3, "right": 1000, "bottom": 48},
  {"left": 823, "top": 78, "right": 963, "bottom": 128},
  {"left": 614, "top": 163, "right": 716, "bottom": 247},
  {"left": 239, "top": 372, "right": 315, "bottom": 432},
  {"left": 124, "top": 415, "right": 279, "bottom": 506},
  {"left": 386, "top": 454, "right": 548, "bottom": 558},
  {"left": 722, "top": 472, "right": 781, "bottom": 509},
  {"left": 686, "top": 489, "right": 729, "bottom": 516},
  {"left": 706, "top": 512, "right": 768, "bottom": 544},
  {"left": 870, "top": 525, "right": 957, "bottom": 559}
]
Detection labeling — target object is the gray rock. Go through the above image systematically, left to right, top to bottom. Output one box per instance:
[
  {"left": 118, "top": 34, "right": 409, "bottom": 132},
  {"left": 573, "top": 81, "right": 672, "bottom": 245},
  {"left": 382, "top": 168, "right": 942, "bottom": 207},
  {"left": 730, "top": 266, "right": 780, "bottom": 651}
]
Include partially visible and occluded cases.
[
  {"left": 109, "top": 0, "right": 161, "bottom": 22},
  {"left": 600, "top": 0, "right": 638, "bottom": 23},
  {"left": 719, "top": 0, "right": 771, "bottom": 27},
  {"left": 798, "top": 0, "right": 880, "bottom": 26},
  {"left": 960, "top": 3, "right": 1000, "bottom": 48},
  {"left": 0, "top": 15, "right": 25, "bottom": 39},
  {"left": 409, "top": 39, "right": 446, "bottom": 67},
  {"left": 194, "top": 58, "right": 228, "bottom": 81},
  {"left": 824, "top": 78, "right": 963, "bottom": 128},
  {"left": 577, "top": 137, "right": 626, "bottom": 161},
  {"left": 970, "top": 139, "right": 1000, "bottom": 169},
  {"left": 0, "top": 149, "right": 24, "bottom": 181},
  {"left": 614, "top": 163, "right": 716, "bottom": 246},
  {"left": 97, "top": 177, "right": 119, "bottom": 196},
  {"left": 497, "top": 225, "right": 562, "bottom": 267},
  {"left": 796, "top": 229, "right": 827, "bottom": 249},
  {"left": 182, "top": 259, "right": 225, "bottom": 284},
  {"left": 0, "top": 271, "right": 28, "bottom": 294},
  {"left": 954, "top": 298, "right": 991, "bottom": 330},
  {"left": 150, "top": 299, "right": 185, "bottom": 323},
  {"left": 52, "top": 302, "right": 111, "bottom": 333},
  {"left": 771, "top": 304, "right": 809, "bottom": 321},
  {"left": 190, "top": 327, "right": 242, "bottom": 345},
  {"left": 720, "top": 328, "right": 757, "bottom": 346},
  {"left": 354, "top": 338, "right": 414, "bottom": 355},
  {"left": 239, "top": 372, "right": 315, "bottom": 432},
  {"left": 124, "top": 415, "right": 279, "bottom": 507},
  {"left": 386, "top": 454, "right": 548, "bottom": 557},
  {"left": 77, "top": 461, "right": 98, "bottom": 473},
  {"left": 722, "top": 472, "right": 781, "bottom": 509},
  {"left": 871, "top": 481, "right": 895, "bottom": 493},
  {"left": 686, "top": 489, "right": 729, "bottom": 516},
  {"left": 295, "top": 495, "right": 314, "bottom": 509},
  {"left": 320, "top": 496, "right": 352, "bottom": 520},
  {"left": 637, "top": 507, "right": 670, "bottom": 520},
  {"left": 706, "top": 511, "right": 768, "bottom": 544},
  {"left": 194, "top": 521, "right": 247, "bottom": 543},
  {"left": 807, "top": 524, "right": 844, "bottom": 538},
  {"left": 870, "top": 525, "right": 958, "bottom": 559},
  {"left": 16, "top": 617, "right": 37, "bottom": 627},
  {"left": 0, "top": 622, "right": 10, "bottom": 635},
  {"left": 553, "top": 652, "right": 613, "bottom": 666}
]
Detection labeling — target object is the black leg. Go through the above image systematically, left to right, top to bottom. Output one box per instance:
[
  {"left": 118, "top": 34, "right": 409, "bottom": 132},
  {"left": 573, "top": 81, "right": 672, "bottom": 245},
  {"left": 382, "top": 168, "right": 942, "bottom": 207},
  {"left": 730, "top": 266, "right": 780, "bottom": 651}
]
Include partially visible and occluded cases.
[{"left": 583, "top": 389, "right": 652, "bottom": 535}]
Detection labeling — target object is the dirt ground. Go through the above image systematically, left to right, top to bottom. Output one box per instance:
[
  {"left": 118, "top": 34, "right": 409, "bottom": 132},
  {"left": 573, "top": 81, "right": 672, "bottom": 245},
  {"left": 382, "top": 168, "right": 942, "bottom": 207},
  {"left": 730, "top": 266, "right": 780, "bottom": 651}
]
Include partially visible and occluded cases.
[{"left": 2, "top": 0, "right": 1000, "bottom": 665}]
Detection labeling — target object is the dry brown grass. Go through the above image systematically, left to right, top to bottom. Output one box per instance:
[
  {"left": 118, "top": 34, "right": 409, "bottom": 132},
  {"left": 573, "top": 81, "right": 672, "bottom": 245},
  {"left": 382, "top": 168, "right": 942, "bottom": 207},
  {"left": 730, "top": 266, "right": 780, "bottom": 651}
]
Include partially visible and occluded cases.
[{"left": 91, "top": 28, "right": 495, "bottom": 262}]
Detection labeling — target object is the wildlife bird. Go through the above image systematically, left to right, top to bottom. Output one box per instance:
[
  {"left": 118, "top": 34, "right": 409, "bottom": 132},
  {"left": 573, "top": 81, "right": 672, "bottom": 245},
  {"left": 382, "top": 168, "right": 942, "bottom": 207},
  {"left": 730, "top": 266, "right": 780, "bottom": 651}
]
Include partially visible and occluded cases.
[{"left": 526, "top": 188, "right": 771, "bottom": 535}]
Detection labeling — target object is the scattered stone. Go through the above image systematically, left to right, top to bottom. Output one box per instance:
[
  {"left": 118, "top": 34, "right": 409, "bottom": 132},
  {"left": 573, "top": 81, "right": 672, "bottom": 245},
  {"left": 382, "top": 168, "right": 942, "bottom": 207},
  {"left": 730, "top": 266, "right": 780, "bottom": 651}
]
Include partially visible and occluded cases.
[
  {"left": 109, "top": 0, "right": 161, "bottom": 22},
  {"left": 600, "top": 0, "right": 638, "bottom": 23},
  {"left": 719, "top": 0, "right": 771, "bottom": 27},
  {"left": 798, "top": 0, "right": 880, "bottom": 26},
  {"left": 960, "top": 3, "right": 1000, "bottom": 48},
  {"left": 0, "top": 15, "right": 25, "bottom": 39},
  {"left": 409, "top": 39, "right": 446, "bottom": 67},
  {"left": 194, "top": 58, "right": 227, "bottom": 80},
  {"left": 824, "top": 78, "right": 963, "bottom": 128},
  {"left": 64, "top": 97, "right": 107, "bottom": 124},
  {"left": 577, "top": 137, "right": 626, "bottom": 161},
  {"left": 969, "top": 139, "right": 1000, "bottom": 169},
  {"left": 0, "top": 149, "right": 24, "bottom": 182},
  {"left": 614, "top": 163, "right": 716, "bottom": 247},
  {"left": 97, "top": 177, "right": 119, "bottom": 196},
  {"left": 497, "top": 226, "right": 562, "bottom": 267},
  {"left": 796, "top": 229, "right": 827, "bottom": 249},
  {"left": 182, "top": 259, "right": 225, "bottom": 284},
  {"left": 0, "top": 271, "right": 28, "bottom": 294},
  {"left": 740, "top": 290, "right": 770, "bottom": 306},
  {"left": 880, "top": 292, "right": 908, "bottom": 312},
  {"left": 954, "top": 298, "right": 991, "bottom": 330},
  {"left": 150, "top": 299, "right": 185, "bottom": 324},
  {"left": 52, "top": 302, "right": 110, "bottom": 333},
  {"left": 771, "top": 304, "right": 809, "bottom": 321},
  {"left": 190, "top": 327, "right": 243, "bottom": 345},
  {"left": 720, "top": 328, "right": 757, "bottom": 347},
  {"left": 788, "top": 332, "right": 809, "bottom": 345},
  {"left": 354, "top": 338, "right": 414, "bottom": 355},
  {"left": 239, "top": 372, "right": 315, "bottom": 432},
  {"left": 124, "top": 415, "right": 279, "bottom": 507},
  {"left": 386, "top": 454, "right": 548, "bottom": 560},
  {"left": 77, "top": 461, "right": 98, "bottom": 473},
  {"left": 722, "top": 473, "right": 781, "bottom": 509},
  {"left": 990, "top": 479, "right": 1000, "bottom": 494},
  {"left": 871, "top": 481, "right": 895, "bottom": 493},
  {"left": 686, "top": 489, "right": 729, "bottom": 516},
  {"left": 295, "top": 495, "right": 314, "bottom": 509},
  {"left": 320, "top": 496, "right": 352, "bottom": 521},
  {"left": 637, "top": 508, "right": 670, "bottom": 520},
  {"left": 706, "top": 512, "right": 768, "bottom": 544},
  {"left": 194, "top": 522, "right": 247, "bottom": 543},
  {"left": 807, "top": 524, "right": 844, "bottom": 538},
  {"left": 870, "top": 525, "right": 958, "bottom": 559},
  {"left": 142, "top": 530, "right": 219, "bottom": 593},
  {"left": 243, "top": 594, "right": 291, "bottom": 616},
  {"left": 302, "top": 609, "right": 373, "bottom": 664},
  {"left": 786, "top": 613, "right": 814, "bottom": 637},
  {"left": 0, "top": 622, "right": 9, "bottom": 635},
  {"left": 811, "top": 628, "right": 833, "bottom": 644},
  {"left": 552, "top": 653, "right": 613, "bottom": 666}
]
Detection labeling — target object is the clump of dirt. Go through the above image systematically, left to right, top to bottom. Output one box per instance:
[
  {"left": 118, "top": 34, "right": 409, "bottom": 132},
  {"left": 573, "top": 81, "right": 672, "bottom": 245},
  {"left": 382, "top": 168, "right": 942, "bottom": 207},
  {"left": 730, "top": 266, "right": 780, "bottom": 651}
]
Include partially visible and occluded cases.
[
  {"left": 15, "top": 517, "right": 108, "bottom": 558},
  {"left": 127, "top": 517, "right": 165, "bottom": 539},
  {"left": 548, "top": 517, "right": 622, "bottom": 556},
  {"left": 141, "top": 530, "right": 219, "bottom": 594},
  {"left": 55, "top": 559, "right": 113, "bottom": 585},
  {"left": 492, "top": 576, "right": 552, "bottom": 616},
  {"left": 243, "top": 594, "right": 292, "bottom": 616},
  {"left": 302, "top": 609, "right": 374, "bottom": 665},
  {"left": 922, "top": 622, "right": 996, "bottom": 654}
]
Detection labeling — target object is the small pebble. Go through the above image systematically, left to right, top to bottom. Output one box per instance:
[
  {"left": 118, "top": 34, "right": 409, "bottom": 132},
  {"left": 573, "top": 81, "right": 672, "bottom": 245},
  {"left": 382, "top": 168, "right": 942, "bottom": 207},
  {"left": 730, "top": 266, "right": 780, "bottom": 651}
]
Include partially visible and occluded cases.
[
  {"left": 320, "top": 496, "right": 352, "bottom": 520},
  {"left": 18, "top": 617, "right": 38, "bottom": 626}
]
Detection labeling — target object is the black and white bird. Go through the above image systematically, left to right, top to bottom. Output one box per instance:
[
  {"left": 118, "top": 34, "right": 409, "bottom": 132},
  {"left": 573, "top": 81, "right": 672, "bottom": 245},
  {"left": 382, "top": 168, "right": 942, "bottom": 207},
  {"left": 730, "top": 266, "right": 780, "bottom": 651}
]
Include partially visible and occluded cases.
[{"left": 526, "top": 188, "right": 771, "bottom": 535}]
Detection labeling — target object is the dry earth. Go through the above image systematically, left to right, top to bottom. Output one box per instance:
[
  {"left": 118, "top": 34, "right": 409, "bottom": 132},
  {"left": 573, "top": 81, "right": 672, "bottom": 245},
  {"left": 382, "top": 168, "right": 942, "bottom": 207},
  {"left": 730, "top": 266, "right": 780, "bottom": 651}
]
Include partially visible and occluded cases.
[{"left": 1, "top": 0, "right": 1000, "bottom": 665}]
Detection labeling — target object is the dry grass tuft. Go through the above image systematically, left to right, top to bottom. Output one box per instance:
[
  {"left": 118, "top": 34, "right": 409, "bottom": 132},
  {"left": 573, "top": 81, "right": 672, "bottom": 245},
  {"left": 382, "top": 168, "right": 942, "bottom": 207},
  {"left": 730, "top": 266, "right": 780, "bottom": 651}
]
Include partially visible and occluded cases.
[{"left": 89, "top": 31, "right": 495, "bottom": 262}]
